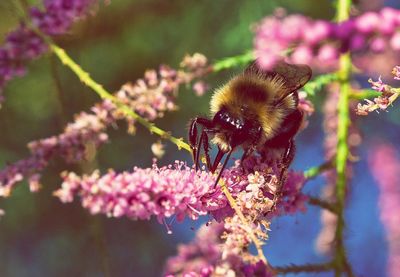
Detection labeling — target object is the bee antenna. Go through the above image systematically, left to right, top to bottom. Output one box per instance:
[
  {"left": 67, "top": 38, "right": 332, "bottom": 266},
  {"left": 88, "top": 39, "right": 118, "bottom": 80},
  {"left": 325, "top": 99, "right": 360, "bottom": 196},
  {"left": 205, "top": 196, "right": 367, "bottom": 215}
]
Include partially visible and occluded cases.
[{"left": 213, "top": 148, "right": 233, "bottom": 189}]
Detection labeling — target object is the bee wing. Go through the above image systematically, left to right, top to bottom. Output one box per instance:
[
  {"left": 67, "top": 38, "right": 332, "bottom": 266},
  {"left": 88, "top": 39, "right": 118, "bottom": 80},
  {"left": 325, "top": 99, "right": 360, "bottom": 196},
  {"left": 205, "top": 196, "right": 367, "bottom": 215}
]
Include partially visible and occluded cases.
[{"left": 245, "top": 60, "right": 312, "bottom": 98}]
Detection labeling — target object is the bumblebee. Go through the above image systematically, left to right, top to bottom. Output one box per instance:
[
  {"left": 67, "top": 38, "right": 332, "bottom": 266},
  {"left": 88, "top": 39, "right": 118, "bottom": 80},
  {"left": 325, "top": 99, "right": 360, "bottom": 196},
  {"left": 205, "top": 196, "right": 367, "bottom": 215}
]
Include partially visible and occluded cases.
[{"left": 189, "top": 61, "right": 312, "bottom": 187}]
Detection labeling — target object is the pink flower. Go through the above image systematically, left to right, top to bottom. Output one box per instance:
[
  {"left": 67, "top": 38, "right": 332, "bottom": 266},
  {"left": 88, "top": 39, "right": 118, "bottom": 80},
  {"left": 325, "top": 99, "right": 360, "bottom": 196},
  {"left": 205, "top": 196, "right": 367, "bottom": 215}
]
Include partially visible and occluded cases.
[
  {"left": 0, "top": 0, "right": 99, "bottom": 99},
  {"left": 254, "top": 8, "right": 400, "bottom": 71},
  {"left": 355, "top": 12, "right": 380, "bottom": 33},
  {"left": 303, "top": 20, "right": 333, "bottom": 45},
  {"left": 390, "top": 32, "right": 400, "bottom": 51},
  {"left": 349, "top": 34, "right": 366, "bottom": 50},
  {"left": 370, "top": 37, "right": 386, "bottom": 53},
  {"left": 317, "top": 44, "right": 339, "bottom": 63},
  {"left": 291, "top": 46, "right": 313, "bottom": 64},
  {"left": 0, "top": 54, "right": 211, "bottom": 199},
  {"left": 392, "top": 66, "right": 400, "bottom": 80},
  {"left": 356, "top": 69, "right": 400, "bottom": 115},
  {"left": 370, "top": 76, "right": 386, "bottom": 92},
  {"left": 192, "top": 81, "right": 209, "bottom": 96},
  {"left": 369, "top": 144, "right": 400, "bottom": 277},
  {"left": 54, "top": 155, "right": 308, "bottom": 224},
  {"left": 55, "top": 161, "right": 232, "bottom": 222},
  {"left": 164, "top": 222, "right": 274, "bottom": 276},
  {"left": 164, "top": 223, "right": 223, "bottom": 276}
]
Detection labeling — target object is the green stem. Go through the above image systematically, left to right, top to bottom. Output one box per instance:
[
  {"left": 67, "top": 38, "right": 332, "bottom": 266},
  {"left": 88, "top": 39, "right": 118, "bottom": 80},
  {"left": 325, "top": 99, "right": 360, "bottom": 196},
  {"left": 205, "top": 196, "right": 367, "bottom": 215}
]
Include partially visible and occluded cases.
[
  {"left": 334, "top": 0, "right": 353, "bottom": 276},
  {"left": 48, "top": 43, "right": 191, "bottom": 152},
  {"left": 212, "top": 51, "right": 254, "bottom": 72},
  {"left": 303, "top": 73, "right": 338, "bottom": 96},
  {"left": 349, "top": 89, "right": 381, "bottom": 100},
  {"left": 303, "top": 160, "right": 334, "bottom": 179}
]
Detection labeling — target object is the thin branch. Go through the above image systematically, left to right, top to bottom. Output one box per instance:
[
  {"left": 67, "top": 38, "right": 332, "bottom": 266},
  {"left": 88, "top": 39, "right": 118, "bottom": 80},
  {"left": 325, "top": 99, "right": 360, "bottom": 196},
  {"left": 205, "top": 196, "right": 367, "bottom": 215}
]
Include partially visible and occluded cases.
[
  {"left": 48, "top": 42, "right": 191, "bottom": 152},
  {"left": 212, "top": 51, "right": 254, "bottom": 72},
  {"left": 303, "top": 73, "right": 338, "bottom": 96},
  {"left": 349, "top": 89, "right": 381, "bottom": 100},
  {"left": 303, "top": 160, "right": 334, "bottom": 180},
  {"left": 308, "top": 196, "right": 338, "bottom": 214},
  {"left": 273, "top": 261, "right": 334, "bottom": 274}
]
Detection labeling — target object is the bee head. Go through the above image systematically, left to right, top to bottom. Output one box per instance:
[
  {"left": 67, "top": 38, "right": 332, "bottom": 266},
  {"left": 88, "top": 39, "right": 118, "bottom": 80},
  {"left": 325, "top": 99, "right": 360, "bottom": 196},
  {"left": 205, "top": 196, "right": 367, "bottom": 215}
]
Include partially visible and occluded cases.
[{"left": 212, "top": 107, "right": 261, "bottom": 148}]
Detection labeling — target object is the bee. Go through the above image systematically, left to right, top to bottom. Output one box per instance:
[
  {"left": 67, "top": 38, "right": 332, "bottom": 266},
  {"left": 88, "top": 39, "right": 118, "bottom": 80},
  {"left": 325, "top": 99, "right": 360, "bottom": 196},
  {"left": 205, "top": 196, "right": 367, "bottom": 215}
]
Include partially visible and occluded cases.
[{"left": 188, "top": 61, "right": 312, "bottom": 188}]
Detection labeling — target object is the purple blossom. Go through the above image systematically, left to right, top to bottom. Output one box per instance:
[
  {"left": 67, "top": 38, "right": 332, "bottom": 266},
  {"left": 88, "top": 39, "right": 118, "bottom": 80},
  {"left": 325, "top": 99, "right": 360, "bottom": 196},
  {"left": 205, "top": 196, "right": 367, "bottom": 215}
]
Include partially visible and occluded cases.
[
  {"left": 0, "top": 0, "right": 100, "bottom": 102},
  {"left": 30, "top": 0, "right": 96, "bottom": 35},
  {"left": 254, "top": 7, "right": 400, "bottom": 72},
  {"left": 355, "top": 11, "right": 380, "bottom": 33},
  {"left": 0, "top": 26, "right": 47, "bottom": 91},
  {"left": 390, "top": 32, "right": 400, "bottom": 50},
  {"left": 291, "top": 45, "right": 313, "bottom": 64},
  {"left": 0, "top": 54, "right": 211, "bottom": 200},
  {"left": 392, "top": 66, "right": 400, "bottom": 80},
  {"left": 356, "top": 67, "right": 400, "bottom": 115},
  {"left": 370, "top": 76, "right": 387, "bottom": 92},
  {"left": 192, "top": 81, "right": 209, "bottom": 96},
  {"left": 0, "top": 110, "right": 109, "bottom": 197},
  {"left": 369, "top": 144, "right": 400, "bottom": 277},
  {"left": 53, "top": 155, "right": 308, "bottom": 224},
  {"left": 55, "top": 161, "right": 227, "bottom": 222},
  {"left": 275, "top": 171, "right": 308, "bottom": 215},
  {"left": 164, "top": 222, "right": 274, "bottom": 276},
  {"left": 164, "top": 223, "right": 223, "bottom": 276}
]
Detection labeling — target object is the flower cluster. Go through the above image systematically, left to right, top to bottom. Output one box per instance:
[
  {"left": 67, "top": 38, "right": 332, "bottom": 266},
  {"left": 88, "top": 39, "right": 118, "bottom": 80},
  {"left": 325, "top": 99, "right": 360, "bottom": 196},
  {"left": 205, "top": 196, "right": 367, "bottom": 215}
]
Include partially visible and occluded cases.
[
  {"left": 0, "top": 0, "right": 100, "bottom": 102},
  {"left": 30, "top": 0, "right": 97, "bottom": 35},
  {"left": 254, "top": 8, "right": 400, "bottom": 71},
  {"left": 0, "top": 26, "right": 47, "bottom": 96},
  {"left": 0, "top": 54, "right": 210, "bottom": 199},
  {"left": 356, "top": 66, "right": 400, "bottom": 115},
  {"left": 369, "top": 144, "right": 400, "bottom": 277},
  {"left": 53, "top": 153, "right": 307, "bottom": 275},
  {"left": 54, "top": 156, "right": 308, "bottom": 224},
  {"left": 56, "top": 161, "right": 227, "bottom": 223},
  {"left": 164, "top": 222, "right": 274, "bottom": 277},
  {"left": 164, "top": 223, "right": 224, "bottom": 276}
]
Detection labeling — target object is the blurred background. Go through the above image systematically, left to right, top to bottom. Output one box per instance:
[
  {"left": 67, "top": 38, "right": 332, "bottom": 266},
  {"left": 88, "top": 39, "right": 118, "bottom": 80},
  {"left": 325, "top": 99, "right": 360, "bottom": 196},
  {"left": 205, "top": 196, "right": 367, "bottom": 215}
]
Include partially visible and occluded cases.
[{"left": 0, "top": 0, "right": 400, "bottom": 276}]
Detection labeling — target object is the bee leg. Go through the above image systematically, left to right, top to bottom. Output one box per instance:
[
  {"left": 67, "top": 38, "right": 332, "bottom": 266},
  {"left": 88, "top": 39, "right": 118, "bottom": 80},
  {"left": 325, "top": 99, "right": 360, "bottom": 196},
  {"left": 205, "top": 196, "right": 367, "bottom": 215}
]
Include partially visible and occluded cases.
[
  {"left": 189, "top": 117, "right": 214, "bottom": 170},
  {"left": 189, "top": 119, "right": 199, "bottom": 167},
  {"left": 194, "top": 131, "right": 204, "bottom": 171},
  {"left": 200, "top": 131, "right": 213, "bottom": 171},
  {"left": 270, "top": 140, "right": 296, "bottom": 214},
  {"left": 278, "top": 140, "right": 296, "bottom": 183},
  {"left": 210, "top": 147, "right": 226, "bottom": 173},
  {"left": 239, "top": 147, "right": 254, "bottom": 171},
  {"left": 213, "top": 148, "right": 233, "bottom": 189}
]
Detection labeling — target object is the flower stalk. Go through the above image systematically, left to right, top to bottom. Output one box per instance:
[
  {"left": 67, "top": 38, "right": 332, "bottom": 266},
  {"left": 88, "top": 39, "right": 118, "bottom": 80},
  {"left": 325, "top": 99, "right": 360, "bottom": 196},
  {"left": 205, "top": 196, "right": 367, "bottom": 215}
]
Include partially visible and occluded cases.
[
  {"left": 334, "top": 0, "right": 353, "bottom": 276},
  {"left": 38, "top": 26, "right": 270, "bottom": 265},
  {"left": 49, "top": 42, "right": 191, "bottom": 152},
  {"left": 274, "top": 261, "right": 335, "bottom": 274}
]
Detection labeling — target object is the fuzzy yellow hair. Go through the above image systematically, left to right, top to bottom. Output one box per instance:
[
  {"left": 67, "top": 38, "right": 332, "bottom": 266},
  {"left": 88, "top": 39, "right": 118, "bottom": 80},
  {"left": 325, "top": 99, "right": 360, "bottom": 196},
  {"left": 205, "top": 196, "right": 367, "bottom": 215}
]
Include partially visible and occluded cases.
[{"left": 210, "top": 73, "right": 297, "bottom": 142}]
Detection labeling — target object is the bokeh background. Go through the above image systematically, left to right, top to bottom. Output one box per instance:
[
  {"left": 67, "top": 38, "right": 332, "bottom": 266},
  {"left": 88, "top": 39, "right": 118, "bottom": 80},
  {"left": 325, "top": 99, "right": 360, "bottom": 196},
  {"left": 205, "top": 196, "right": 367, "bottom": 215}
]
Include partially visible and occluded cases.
[{"left": 0, "top": 0, "right": 400, "bottom": 276}]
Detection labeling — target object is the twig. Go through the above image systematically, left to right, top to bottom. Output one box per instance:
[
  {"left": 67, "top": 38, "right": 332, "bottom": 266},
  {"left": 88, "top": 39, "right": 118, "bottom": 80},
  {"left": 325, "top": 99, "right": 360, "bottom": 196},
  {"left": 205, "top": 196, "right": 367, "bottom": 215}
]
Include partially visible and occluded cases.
[
  {"left": 303, "top": 160, "right": 334, "bottom": 180},
  {"left": 308, "top": 196, "right": 338, "bottom": 214},
  {"left": 274, "top": 261, "right": 335, "bottom": 274}
]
